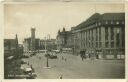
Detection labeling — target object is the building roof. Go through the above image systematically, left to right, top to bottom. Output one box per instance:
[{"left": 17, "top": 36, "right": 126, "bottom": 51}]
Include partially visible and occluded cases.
[
  {"left": 74, "top": 13, "right": 125, "bottom": 30},
  {"left": 101, "top": 13, "right": 125, "bottom": 21}
]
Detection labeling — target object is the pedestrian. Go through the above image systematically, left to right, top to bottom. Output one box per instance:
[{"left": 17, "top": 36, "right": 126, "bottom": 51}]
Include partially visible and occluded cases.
[
  {"left": 62, "top": 56, "right": 64, "bottom": 60},
  {"left": 39, "top": 57, "right": 41, "bottom": 59},
  {"left": 82, "top": 57, "right": 84, "bottom": 61},
  {"left": 65, "top": 58, "right": 67, "bottom": 61},
  {"left": 28, "top": 62, "right": 29, "bottom": 65},
  {"left": 30, "top": 65, "right": 33, "bottom": 69},
  {"left": 59, "top": 74, "right": 63, "bottom": 79}
]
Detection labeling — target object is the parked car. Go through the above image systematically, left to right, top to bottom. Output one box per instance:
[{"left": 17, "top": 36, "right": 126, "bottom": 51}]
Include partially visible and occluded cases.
[
  {"left": 45, "top": 53, "right": 57, "bottom": 59},
  {"left": 45, "top": 53, "right": 51, "bottom": 58},
  {"left": 50, "top": 54, "right": 57, "bottom": 59},
  {"left": 22, "top": 55, "right": 29, "bottom": 58},
  {"left": 21, "top": 60, "right": 27, "bottom": 64},
  {"left": 26, "top": 73, "right": 37, "bottom": 79}
]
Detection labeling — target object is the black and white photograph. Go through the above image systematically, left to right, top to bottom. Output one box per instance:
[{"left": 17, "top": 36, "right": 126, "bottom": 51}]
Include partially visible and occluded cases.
[{"left": 4, "top": 2, "right": 125, "bottom": 79}]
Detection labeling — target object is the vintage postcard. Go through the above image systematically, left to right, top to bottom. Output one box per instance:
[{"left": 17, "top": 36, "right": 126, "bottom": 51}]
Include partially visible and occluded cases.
[
  {"left": 3, "top": 0, "right": 125, "bottom": 2},
  {"left": 3, "top": 1, "right": 125, "bottom": 80}
]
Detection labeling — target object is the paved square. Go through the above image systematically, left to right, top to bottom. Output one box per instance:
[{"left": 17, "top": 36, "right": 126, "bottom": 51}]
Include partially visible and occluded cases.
[{"left": 23, "top": 53, "right": 125, "bottom": 79}]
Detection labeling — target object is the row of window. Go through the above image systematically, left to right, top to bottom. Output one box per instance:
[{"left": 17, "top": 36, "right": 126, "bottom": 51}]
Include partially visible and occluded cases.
[
  {"left": 96, "top": 21, "right": 124, "bottom": 26},
  {"left": 76, "top": 26, "right": 124, "bottom": 49},
  {"left": 79, "top": 27, "right": 102, "bottom": 48},
  {"left": 105, "top": 27, "right": 115, "bottom": 40},
  {"left": 105, "top": 27, "right": 124, "bottom": 48}
]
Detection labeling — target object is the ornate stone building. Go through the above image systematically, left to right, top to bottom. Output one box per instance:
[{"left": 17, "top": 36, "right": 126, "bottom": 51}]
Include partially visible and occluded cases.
[
  {"left": 72, "top": 13, "right": 125, "bottom": 59},
  {"left": 23, "top": 28, "right": 41, "bottom": 52},
  {"left": 56, "top": 28, "right": 73, "bottom": 51},
  {"left": 4, "top": 34, "right": 23, "bottom": 57},
  {"left": 40, "top": 39, "right": 57, "bottom": 50}
]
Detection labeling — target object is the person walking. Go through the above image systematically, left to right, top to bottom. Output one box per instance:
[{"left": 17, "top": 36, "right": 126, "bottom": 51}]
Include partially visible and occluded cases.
[
  {"left": 62, "top": 56, "right": 64, "bottom": 60},
  {"left": 65, "top": 58, "right": 67, "bottom": 62},
  {"left": 59, "top": 74, "right": 63, "bottom": 79}
]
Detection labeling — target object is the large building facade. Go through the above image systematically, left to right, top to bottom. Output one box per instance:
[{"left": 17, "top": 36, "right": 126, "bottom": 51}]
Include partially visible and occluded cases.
[
  {"left": 56, "top": 13, "right": 125, "bottom": 59},
  {"left": 72, "top": 13, "right": 125, "bottom": 59},
  {"left": 23, "top": 28, "right": 41, "bottom": 52},
  {"left": 56, "top": 28, "right": 73, "bottom": 51},
  {"left": 4, "top": 34, "right": 23, "bottom": 57},
  {"left": 23, "top": 38, "right": 40, "bottom": 52},
  {"left": 40, "top": 39, "right": 57, "bottom": 50}
]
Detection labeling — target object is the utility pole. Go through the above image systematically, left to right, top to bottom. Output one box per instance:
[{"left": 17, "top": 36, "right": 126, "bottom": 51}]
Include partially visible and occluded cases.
[{"left": 44, "top": 37, "right": 47, "bottom": 54}]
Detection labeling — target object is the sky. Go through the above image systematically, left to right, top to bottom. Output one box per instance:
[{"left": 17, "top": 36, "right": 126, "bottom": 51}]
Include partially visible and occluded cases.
[{"left": 4, "top": 3, "right": 124, "bottom": 43}]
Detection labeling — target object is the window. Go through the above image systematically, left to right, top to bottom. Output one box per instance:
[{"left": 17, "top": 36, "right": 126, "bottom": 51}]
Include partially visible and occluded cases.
[
  {"left": 106, "top": 21, "right": 108, "bottom": 24},
  {"left": 111, "top": 21, "right": 113, "bottom": 24},
  {"left": 122, "top": 21, "right": 124, "bottom": 24},
  {"left": 99, "top": 22, "right": 101, "bottom": 25},
  {"left": 96, "top": 23, "right": 97, "bottom": 26},
  {"left": 96, "top": 27, "right": 98, "bottom": 41},
  {"left": 99, "top": 27, "right": 101, "bottom": 41},
  {"left": 105, "top": 27, "right": 108, "bottom": 40},
  {"left": 111, "top": 27, "right": 114, "bottom": 40},
  {"left": 117, "top": 28, "right": 120, "bottom": 34},
  {"left": 122, "top": 28, "right": 125, "bottom": 47},
  {"left": 116, "top": 29, "right": 120, "bottom": 47},
  {"left": 89, "top": 30, "right": 90, "bottom": 41},
  {"left": 92, "top": 30, "right": 93, "bottom": 41},
  {"left": 86, "top": 31, "right": 88, "bottom": 46},
  {"left": 111, "top": 41, "right": 114, "bottom": 48},
  {"left": 89, "top": 42, "right": 90, "bottom": 47},
  {"left": 96, "top": 42, "right": 98, "bottom": 47},
  {"left": 99, "top": 42, "right": 102, "bottom": 48},
  {"left": 105, "top": 42, "right": 109, "bottom": 48}
]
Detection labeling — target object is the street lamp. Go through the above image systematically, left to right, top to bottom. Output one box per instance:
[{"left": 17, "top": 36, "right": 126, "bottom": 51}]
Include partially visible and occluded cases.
[{"left": 44, "top": 35, "right": 51, "bottom": 69}]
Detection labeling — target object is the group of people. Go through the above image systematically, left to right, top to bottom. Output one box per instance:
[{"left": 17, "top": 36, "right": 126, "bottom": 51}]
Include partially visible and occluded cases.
[
  {"left": 80, "top": 51, "right": 99, "bottom": 61},
  {"left": 61, "top": 56, "right": 67, "bottom": 61}
]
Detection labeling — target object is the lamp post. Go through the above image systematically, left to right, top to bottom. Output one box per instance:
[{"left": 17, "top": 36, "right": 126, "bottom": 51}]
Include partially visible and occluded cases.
[
  {"left": 44, "top": 35, "right": 51, "bottom": 69},
  {"left": 44, "top": 37, "right": 47, "bottom": 54}
]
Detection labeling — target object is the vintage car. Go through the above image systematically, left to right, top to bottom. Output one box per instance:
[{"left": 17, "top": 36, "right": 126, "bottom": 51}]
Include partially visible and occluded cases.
[
  {"left": 45, "top": 53, "right": 57, "bottom": 59},
  {"left": 26, "top": 73, "right": 37, "bottom": 79}
]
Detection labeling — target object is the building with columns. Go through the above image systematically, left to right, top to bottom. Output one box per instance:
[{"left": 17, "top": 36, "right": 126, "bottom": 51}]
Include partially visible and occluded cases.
[{"left": 72, "top": 13, "right": 125, "bottom": 59}]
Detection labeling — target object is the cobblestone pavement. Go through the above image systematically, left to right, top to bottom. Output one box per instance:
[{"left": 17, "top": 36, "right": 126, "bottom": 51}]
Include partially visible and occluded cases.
[{"left": 23, "top": 53, "right": 125, "bottom": 79}]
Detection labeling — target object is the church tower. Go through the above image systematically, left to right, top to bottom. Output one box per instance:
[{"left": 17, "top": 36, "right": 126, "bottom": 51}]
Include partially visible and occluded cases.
[
  {"left": 31, "top": 28, "right": 36, "bottom": 51},
  {"left": 15, "top": 34, "right": 18, "bottom": 49}
]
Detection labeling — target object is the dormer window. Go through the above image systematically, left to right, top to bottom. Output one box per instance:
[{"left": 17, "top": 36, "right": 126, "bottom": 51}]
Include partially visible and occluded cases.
[{"left": 116, "top": 21, "right": 119, "bottom": 24}]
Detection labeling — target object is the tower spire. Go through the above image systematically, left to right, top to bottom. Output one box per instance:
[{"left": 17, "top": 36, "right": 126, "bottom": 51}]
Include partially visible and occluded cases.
[
  {"left": 63, "top": 27, "right": 65, "bottom": 32},
  {"left": 15, "top": 34, "right": 18, "bottom": 48}
]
